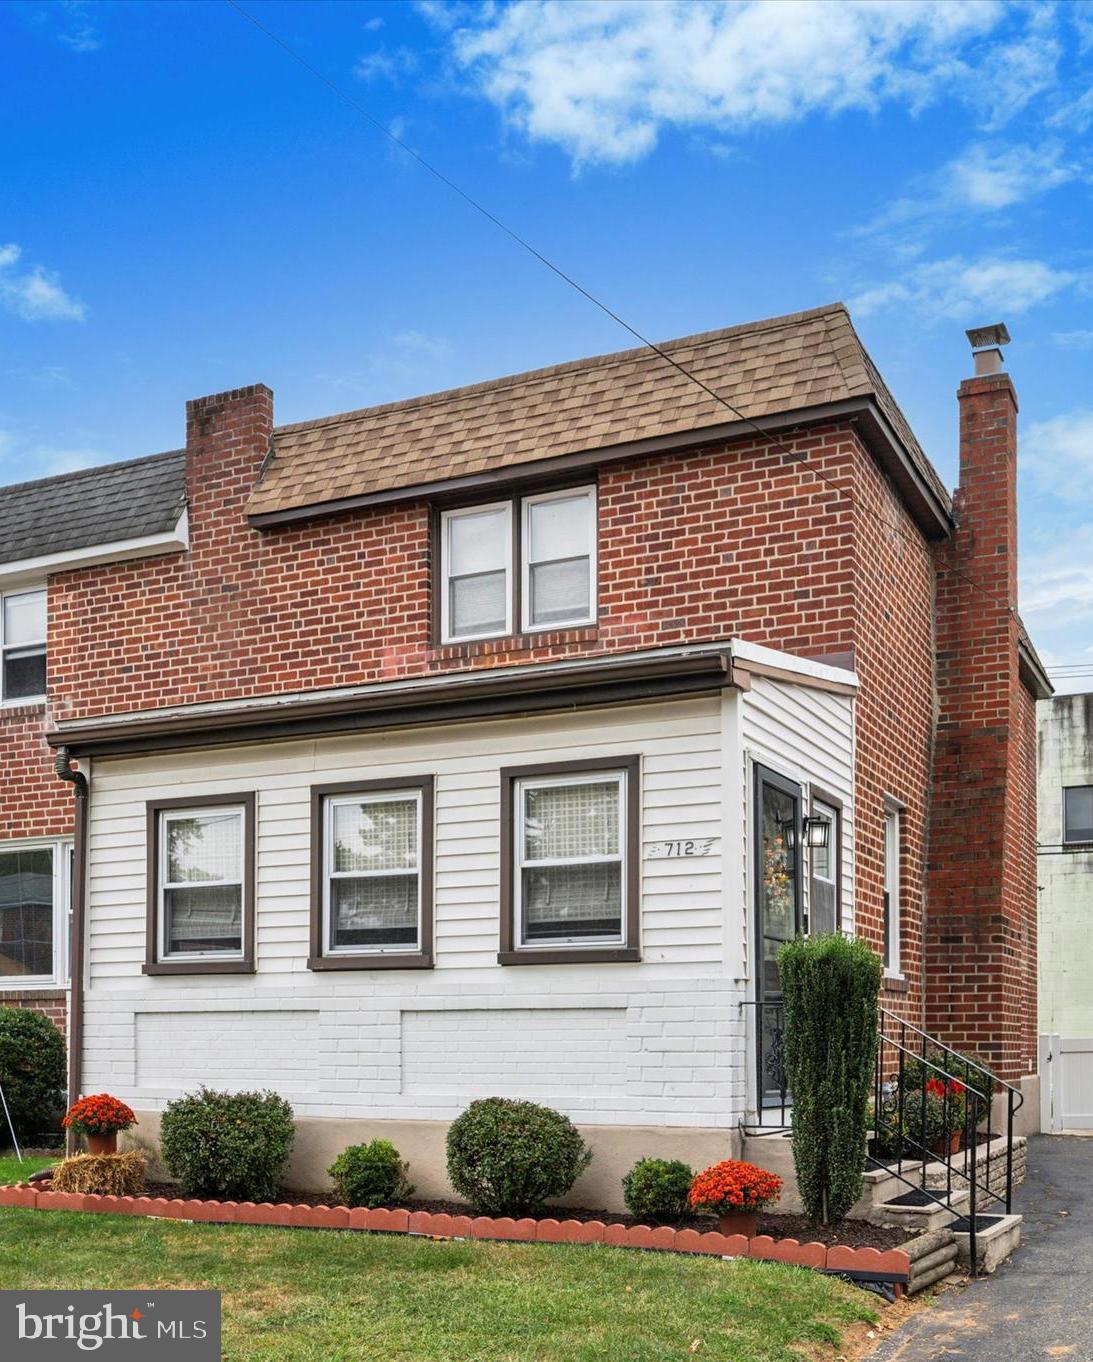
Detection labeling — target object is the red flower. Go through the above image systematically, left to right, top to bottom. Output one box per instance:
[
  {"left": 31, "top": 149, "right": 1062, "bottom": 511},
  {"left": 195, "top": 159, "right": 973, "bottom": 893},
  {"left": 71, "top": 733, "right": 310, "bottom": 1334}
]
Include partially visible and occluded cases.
[
  {"left": 62, "top": 1093, "right": 137, "bottom": 1136},
  {"left": 688, "top": 1160, "right": 783, "bottom": 1214}
]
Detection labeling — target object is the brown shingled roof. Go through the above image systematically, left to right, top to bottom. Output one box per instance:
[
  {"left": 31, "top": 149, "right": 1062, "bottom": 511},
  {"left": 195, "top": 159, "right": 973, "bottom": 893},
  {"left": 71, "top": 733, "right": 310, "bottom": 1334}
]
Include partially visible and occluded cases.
[{"left": 248, "top": 303, "right": 950, "bottom": 524}]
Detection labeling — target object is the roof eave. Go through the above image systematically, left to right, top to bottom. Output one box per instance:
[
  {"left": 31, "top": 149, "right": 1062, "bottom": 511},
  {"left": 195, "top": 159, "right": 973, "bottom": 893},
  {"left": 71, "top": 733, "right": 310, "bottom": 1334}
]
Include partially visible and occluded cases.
[
  {"left": 248, "top": 396, "right": 954, "bottom": 541},
  {"left": 0, "top": 509, "right": 190, "bottom": 589},
  {"left": 1018, "top": 637, "right": 1054, "bottom": 700}
]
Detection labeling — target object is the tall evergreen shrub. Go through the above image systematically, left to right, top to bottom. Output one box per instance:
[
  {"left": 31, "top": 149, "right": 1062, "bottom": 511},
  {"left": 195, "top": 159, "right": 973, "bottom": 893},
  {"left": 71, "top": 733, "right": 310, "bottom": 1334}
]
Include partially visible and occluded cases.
[{"left": 777, "top": 934, "right": 881, "bottom": 1226}]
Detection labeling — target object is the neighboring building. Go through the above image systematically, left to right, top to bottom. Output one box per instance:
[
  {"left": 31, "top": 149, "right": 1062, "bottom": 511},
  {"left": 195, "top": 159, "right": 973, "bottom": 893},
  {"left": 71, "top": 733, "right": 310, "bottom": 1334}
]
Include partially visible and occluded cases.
[
  {"left": 0, "top": 303, "right": 1047, "bottom": 1203},
  {"left": 0, "top": 454, "right": 188, "bottom": 1032},
  {"left": 1038, "top": 694, "right": 1093, "bottom": 1131}
]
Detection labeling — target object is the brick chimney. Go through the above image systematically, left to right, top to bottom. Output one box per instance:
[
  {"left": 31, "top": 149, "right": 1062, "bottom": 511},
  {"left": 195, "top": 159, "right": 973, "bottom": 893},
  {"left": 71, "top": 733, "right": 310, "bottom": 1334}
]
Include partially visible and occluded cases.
[{"left": 926, "top": 326, "right": 1038, "bottom": 1080}]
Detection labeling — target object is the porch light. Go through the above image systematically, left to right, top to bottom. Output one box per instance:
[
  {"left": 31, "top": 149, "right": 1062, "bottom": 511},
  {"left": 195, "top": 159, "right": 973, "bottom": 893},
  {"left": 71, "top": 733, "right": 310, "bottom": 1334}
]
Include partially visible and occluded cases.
[{"left": 801, "top": 815, "right": 830, "bottom": 850}]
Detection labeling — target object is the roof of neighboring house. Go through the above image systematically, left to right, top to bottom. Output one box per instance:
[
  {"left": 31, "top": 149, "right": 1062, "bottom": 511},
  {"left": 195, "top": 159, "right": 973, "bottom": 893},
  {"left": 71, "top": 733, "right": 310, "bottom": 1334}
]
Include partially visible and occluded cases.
[
  {"left": 249, "top": 302, "right": 952, "bottom": 527},
  {"left": 0, "top": 450, "right": 186, "bottom": 566}
]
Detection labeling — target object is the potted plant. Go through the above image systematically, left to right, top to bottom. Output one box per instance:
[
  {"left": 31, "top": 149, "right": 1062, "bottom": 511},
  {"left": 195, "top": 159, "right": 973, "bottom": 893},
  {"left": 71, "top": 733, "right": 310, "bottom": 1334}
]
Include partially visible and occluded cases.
[
  {"left": 925, "top": 1077, "right": 967, "bottom": 1155},
  {"left": 875, "top": 1079, "right": 967, "bottom": 1159},
  {"left": 62, "top": 1093, "right": 137, "bottom": 1156},
  {"left": 688, "top": 1159, "right": 782, "bottom": 1237}
]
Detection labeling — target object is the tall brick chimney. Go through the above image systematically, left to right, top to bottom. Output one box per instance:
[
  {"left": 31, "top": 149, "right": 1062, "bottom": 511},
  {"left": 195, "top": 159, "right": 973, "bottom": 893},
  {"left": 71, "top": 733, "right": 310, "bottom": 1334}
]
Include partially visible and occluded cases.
[
  {"left": 926, "top": 326, "right": 1038, "bottom": 1081},
  {"left": 182, "top": 384, "right": 273, "bottom": 679}
]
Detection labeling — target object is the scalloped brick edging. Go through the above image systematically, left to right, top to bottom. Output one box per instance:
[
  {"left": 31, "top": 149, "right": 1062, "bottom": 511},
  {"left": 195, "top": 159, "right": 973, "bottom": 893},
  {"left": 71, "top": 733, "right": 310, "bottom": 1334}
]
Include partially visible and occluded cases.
[{"left": 0, "top": 1184, "right": 910, "bottom": 1283}]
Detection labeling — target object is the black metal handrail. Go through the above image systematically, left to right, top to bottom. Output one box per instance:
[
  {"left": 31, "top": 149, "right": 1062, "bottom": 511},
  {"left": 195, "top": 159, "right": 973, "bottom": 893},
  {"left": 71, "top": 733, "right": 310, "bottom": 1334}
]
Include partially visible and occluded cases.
[{"left": 740, "top": 1000, "right": 1023, "bottom": 1275}]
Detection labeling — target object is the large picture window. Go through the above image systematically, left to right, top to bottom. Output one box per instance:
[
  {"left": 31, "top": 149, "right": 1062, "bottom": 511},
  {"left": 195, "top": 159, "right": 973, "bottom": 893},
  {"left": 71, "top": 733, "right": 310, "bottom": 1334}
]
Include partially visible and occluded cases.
[
  {"left": 438, "top": 486, "right": 596, "bottom": 644},
  {"left": 1, "top": 588, "right": 46, "bottom": 703},
  {"left": 499, "top": 756, "right": 639, "bottom": 964},
  {"left": 309, "top": 777, "right": 434, "bottom": 970},
  {"left": 146, "top": 794, "right": 255, "bottom": 975},
  {"left": 0, "top": 841, "right": 70, "bottom": 986}
]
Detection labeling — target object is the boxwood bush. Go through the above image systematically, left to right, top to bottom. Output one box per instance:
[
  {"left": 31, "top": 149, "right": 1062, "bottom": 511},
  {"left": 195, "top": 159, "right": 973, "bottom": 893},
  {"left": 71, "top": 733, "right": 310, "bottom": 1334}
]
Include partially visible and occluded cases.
[
  {"left": 0, "top": 1006, "right": 66, "bottom": 1145},
  {"left": 160, "top": 1087, "right": 294, "bottom": 1202},
  {"left": 446, "top": 1097, "right": 591, "bottom": 1216},
  {"left": 328, "top": 1139, "right": 411, "bottom": 1208},
  {"left": 622, "top": 1157, "right": 693, "bottom": 1221}
]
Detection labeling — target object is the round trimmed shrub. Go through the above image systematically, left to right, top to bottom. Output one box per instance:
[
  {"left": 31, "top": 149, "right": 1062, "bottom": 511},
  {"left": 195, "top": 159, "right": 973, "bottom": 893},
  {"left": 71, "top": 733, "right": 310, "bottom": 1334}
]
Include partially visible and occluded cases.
[
  {"left": 0, "top": 1006, "right": 66, "bottom": 1145},
  {"left": 160, "top": 1087, "right": 294, "bottom": 1202},
  {"left": 446, "top": 1097, "right": 591, "bottom": 1216},
  {"left": 328, "top": 1139, "right": 411, "bottom": 1208},
  {"left": 622, "top": 1157, "right": 693, "bottom": 1221}
]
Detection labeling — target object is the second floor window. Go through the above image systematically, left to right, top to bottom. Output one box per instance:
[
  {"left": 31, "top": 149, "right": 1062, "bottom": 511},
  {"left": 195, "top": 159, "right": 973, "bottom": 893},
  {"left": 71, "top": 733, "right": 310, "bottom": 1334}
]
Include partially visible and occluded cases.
[
  {"left": 439, "top": 486, "right": 596, "bottom": 644},
  {"left": 1, "top": 588, "right": 46, "bottom": 703},
  {"left": 1064, "top": 786, "right": 1093, "bottom": 844}
]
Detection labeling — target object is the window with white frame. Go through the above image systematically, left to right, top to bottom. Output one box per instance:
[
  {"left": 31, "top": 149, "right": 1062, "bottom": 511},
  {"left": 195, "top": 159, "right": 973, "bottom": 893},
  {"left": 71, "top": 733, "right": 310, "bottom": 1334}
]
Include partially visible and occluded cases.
[
  {"left": 439, "top": 486, "right": 596, "bottom": 643},
  {"left": 521, "top": 488, "right": 596, "bottom": 631},
  {"left": 440, "top": 502, "right": 512, "bottom": 643},
  {"left": 1, "top": 588, "right": 46, "bottom": 703},
  {"left": 513, "top": 768, "right": 628, "bottom": 949},
  {"left": 1063, "top": 786, "right": 1093, "bottom": 845},
  {"left": 323, "top": 788, "right": 423, "bottom": 954},
  {"left": 808, "top": 797, "right": 839, "bottom": 936},
  {"left": 156, "top": 804, "right": 247, "bottom": 960},
  {"left": 882, "top": 804, "right": 901, "bottom": 974},
  {"left": 0, "top": 840, "right": 71, "bottom": 986}
]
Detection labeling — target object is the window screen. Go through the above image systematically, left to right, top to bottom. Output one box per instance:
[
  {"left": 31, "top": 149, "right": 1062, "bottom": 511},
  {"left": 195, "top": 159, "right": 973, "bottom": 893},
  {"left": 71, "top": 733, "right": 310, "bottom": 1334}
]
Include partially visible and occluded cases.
[
  {"left": 524, "top": 490, "right": 594, "bottom": 629},
  {"left": 443, "top": 505, "right": 510, "bottom": 640},
  {"left": 2, "top": 589, "right": 46, "bottom": 701},
  {"left": 517, "top": 775, "right": 624, "bottom": 945},
  {"left": 326, "top": 793, "right": 421, "bottom": 951},
  {"left": 159, "top": 808, "right": 244, "bottom": 956},
  {"left": 0, "top": 846, "right": 54, "bottom": 978}
]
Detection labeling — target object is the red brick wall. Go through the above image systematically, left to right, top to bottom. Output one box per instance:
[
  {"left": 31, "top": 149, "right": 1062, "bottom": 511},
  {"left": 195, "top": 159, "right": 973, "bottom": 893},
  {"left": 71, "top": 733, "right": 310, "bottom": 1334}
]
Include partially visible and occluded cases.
[{"left": 926, "top": 372, "right": 1037, "bottom": 1080}]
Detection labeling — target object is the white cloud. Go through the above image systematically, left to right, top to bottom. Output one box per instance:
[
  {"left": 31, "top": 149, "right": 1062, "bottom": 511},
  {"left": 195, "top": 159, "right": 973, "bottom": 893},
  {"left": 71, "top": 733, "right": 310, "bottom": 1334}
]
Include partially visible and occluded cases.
[
  {"left": 438, "top": 0, "right": 1052, "bottom": 166},
  {"left": 354, "top": 45, "right": 419, "bottom": 83},
  {"left": 0, "top": 243, "right": 86, "bottom": 322},
  {"left": 850, "top": 255, "right": 1077, "bottom": 321},
  {"left": 392, "top": 329, "right": 451, "bottom": 359},
  {"left": 1053, "top": 329, "right": 1093, "bottom": 348},
  {"left": 1021, "top": 408, "right": 1093, "bottom": 498},
  {"left": 1021, "top": 523, "right": 1093, "bottom": 638}
]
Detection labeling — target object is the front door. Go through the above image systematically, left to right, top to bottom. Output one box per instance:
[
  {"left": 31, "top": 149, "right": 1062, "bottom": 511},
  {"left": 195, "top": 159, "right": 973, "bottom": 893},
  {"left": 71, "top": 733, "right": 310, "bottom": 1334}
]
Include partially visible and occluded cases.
[{"left": 753, "top": 765, "right": 802, "bottom": 1107}]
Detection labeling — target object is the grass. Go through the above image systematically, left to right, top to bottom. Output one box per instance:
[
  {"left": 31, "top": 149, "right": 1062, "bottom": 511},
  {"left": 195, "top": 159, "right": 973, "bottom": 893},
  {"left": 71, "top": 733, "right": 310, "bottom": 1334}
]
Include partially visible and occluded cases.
[
  {"left": 0, "top": 1152, "right": 54, "bottom": 1184},
  {"left": 0, "top": 1203, "right": 878, "bottom": 1361}
]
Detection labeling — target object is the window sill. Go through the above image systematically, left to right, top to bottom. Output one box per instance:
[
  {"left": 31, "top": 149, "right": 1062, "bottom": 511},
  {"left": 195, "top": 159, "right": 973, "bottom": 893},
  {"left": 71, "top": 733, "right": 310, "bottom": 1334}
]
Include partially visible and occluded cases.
[
  {"left": 431, "top": 626, "right": 598, "bottom": 662},
  {"left": 0, "top": 698, "right": 46, "bottom": 714},
  {"left": 497, "top": 947, "right": 641, "bottom": 966},
  {"left": 307, "top": 953, "right": 433, "bottom": 971},
  {"left": 143, "top": 959, "right": 255, "bottom": 976},
  {"left": 882, "top": 973, "right": 909, "bottom": 994},
  {"left": 0, "top": 984, "right": 66, "bottom": 998}
]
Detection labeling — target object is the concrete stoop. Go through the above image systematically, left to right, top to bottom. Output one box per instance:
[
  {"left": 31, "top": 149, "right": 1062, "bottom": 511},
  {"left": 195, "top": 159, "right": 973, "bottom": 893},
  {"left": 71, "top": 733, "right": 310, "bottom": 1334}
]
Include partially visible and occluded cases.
[{"left": 950, "top": 1213, "right": 1023, "bottom": 1273}]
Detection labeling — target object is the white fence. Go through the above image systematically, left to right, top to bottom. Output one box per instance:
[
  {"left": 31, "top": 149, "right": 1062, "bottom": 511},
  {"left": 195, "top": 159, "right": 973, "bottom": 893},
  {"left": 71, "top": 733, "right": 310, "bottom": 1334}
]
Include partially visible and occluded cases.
[{"left": 1040, "top": 1034, "right": 1093, "bottom": 1132}]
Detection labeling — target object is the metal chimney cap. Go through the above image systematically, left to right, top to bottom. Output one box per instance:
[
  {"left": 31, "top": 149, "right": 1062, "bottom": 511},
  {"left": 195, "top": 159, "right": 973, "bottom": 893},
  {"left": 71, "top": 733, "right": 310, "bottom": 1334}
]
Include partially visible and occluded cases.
[{"left": 966, "top": 323, "right": 1011, "bottom": 350}]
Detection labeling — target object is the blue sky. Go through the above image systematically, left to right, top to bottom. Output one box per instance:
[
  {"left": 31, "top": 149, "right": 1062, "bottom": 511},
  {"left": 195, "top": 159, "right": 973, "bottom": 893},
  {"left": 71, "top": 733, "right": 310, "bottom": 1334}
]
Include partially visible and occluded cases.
[{"left": 2, "top": 0, "right": 1093, "bottom": 685}]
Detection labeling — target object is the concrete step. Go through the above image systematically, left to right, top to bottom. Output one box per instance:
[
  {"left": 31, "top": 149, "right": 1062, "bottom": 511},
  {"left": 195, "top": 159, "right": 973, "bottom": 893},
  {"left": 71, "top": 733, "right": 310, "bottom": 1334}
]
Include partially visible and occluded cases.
[
  {"left": 867, "top": 1187, "right": 970, "bottom": 1233},
  {"left": 949, "top": 1212, "right": 1022, "bottom": 1273}
]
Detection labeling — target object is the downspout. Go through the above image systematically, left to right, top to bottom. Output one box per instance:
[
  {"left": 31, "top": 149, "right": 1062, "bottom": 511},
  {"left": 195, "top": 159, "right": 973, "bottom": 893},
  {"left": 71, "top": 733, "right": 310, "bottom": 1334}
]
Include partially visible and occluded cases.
[{"left": 55, "top": 746, "right": 88, "bottom": 1157}]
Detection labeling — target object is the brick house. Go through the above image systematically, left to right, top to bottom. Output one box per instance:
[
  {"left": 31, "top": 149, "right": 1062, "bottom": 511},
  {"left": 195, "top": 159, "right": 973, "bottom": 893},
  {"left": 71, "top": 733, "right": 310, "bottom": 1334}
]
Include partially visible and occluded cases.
[{"left": 0, "top": 304, "right": 1047, "bottom": 1201}]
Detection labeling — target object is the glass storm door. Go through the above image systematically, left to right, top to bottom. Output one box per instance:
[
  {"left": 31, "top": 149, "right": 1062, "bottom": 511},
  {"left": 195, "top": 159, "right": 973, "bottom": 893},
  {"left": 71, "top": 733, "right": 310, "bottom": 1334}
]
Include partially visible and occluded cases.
[{"left": 753, "top": 765, "right": 802, "bottom": 1107}]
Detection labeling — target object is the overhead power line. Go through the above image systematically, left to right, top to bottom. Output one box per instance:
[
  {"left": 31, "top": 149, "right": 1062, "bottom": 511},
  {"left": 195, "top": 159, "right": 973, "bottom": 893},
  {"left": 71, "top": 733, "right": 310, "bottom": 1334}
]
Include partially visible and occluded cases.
[{"left": 224, "top": 0, "right": 1018, "bottom": 621}]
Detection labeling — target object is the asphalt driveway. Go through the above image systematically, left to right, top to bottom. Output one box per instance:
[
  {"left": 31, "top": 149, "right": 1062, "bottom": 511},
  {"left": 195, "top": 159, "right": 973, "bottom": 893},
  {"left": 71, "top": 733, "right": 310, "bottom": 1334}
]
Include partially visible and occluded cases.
[{"left": 874, "top": 1134, "right": 1093, "bottom": 1361}]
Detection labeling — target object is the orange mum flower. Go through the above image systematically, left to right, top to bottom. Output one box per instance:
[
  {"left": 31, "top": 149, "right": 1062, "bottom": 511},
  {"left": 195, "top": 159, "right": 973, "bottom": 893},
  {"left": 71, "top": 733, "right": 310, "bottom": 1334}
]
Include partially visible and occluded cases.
[
  {"left": 62, "top": 1093, "right": 137, "bottom": 1136},
  {"left": 688, "top": 1160, "right": 783, "bottom": 1214}
]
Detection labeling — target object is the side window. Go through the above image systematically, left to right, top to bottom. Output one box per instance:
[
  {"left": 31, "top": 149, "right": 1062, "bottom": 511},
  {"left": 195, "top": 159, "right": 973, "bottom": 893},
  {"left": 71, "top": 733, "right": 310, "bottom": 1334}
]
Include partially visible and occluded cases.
[
  {"left": 521, "top": 488, "right": 596, "bottom": 631},
  {"left": 440, "top": 503, "right": 512, "bottom": 643},
  {"left": 1, "top": 588, "right": 47, "bottom": 702},
  {"left": 1064, "top": 786, "right": 1093, "bottom": 845},
  {"left": 808, "top": 797, "right": 839, "bottom": 936},
  {"left": 883, "top": 805, "right": 901, "bottom": 975},
  {"left": 0, "top": 840, "right": 70, "bottom": 986}
]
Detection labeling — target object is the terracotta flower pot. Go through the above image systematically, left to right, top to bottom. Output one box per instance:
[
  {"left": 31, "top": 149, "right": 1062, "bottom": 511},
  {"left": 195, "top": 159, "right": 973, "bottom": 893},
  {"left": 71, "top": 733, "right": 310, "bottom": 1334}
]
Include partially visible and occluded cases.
[
  {"left": 930, "top": 1130, "right": 962, "bottom": 1157},
  {"left": 86, "top": 1131, "right": 118, "bottom": 1156},
  {"left": 718, "top": 1209, "right": 759, "bottom": 1238}
]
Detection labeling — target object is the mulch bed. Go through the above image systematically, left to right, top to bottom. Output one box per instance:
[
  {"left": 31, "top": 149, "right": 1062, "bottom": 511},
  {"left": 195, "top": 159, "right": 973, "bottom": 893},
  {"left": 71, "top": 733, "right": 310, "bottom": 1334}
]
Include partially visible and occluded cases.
[{"left": 118, "top": 1182, "right": 903, "bottom": 1250}]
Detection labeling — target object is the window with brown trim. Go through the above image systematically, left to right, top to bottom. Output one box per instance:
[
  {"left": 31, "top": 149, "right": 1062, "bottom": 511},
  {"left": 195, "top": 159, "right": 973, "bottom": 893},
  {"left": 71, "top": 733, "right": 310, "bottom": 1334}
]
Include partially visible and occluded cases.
[
  {"left": 437, "top": 485, "right": 597, "bottom": 644},
  {"left": 499, "top": 755, "right": 640, "bottom": 965},
  {"left": 308, "top": 776, "right": 434, "bottom": 971},
  {"left": 807, "top": 789, "right": 841, "bottom": 935},
  {"left": 144, "top": 793, "right": 256, "bottom": 976}
]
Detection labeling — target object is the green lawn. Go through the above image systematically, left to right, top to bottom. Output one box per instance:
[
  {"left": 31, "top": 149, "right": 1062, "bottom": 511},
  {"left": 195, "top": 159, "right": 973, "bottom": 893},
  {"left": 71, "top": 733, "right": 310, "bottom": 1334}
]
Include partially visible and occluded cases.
[
  {"left": 0, "top": 1153, "right": 54, "bottom": 1184},
  {"left": 0, "top": 1202, "right": 877, "bottom": 1362}
]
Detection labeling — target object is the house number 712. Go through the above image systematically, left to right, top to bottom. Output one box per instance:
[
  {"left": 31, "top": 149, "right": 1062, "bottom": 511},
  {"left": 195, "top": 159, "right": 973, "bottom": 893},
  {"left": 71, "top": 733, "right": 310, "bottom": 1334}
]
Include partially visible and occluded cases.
[{"left": 648, "top": 838, "right": 716, "bottom": 858}]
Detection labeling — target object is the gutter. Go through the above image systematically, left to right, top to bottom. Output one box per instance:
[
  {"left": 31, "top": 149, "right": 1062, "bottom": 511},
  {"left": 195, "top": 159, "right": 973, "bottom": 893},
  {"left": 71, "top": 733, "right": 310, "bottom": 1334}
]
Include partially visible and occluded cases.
[{"left": 54, "top": 747, "right": 88, "bottom": 1156}]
